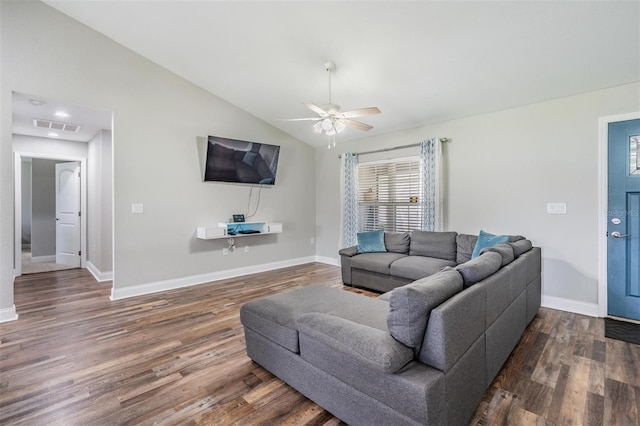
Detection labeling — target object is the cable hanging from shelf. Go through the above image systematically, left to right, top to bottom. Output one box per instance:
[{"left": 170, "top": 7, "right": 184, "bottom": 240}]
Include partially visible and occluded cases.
[{"left": 246, "top": 185, "right": 262, "bottom": 219}]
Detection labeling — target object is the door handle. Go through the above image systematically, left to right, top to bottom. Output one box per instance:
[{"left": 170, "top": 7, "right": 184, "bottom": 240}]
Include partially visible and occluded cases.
[{"left": 611, "top": 231, "right": 631, "bottom": 238}]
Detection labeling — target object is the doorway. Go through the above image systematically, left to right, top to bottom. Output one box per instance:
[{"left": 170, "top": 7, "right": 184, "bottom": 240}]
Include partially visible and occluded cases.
[
  {"left": 12, "top": 91, "right": 113, "bottom": 281},
  {"left": 598, "top": 112, "right": 640, "bottom": 320},
  {"left": 14, "top": 154, "right": 87, "bottom": 276}
]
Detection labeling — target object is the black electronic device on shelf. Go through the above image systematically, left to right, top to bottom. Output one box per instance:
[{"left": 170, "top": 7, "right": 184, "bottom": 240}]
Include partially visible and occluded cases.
[{"left": 238, "top": 230, "right": 260, "bottom": 234}]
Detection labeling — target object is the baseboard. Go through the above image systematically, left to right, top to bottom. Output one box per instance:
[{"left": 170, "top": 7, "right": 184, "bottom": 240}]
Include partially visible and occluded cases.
[
  {"left": 31, "top": 255, "right": 55, "bottom": 264},
  {"left": 314, "top": 255, "right": 340, "bottom": 266},
  {"left": 110, "top": 256, "right": 318, "bottom": 300},
  {"left": 86, "top": 261, "right": 113, "bottom": 282},
  {"left": 541, "top": 295, "right": 599, "bottom": 317},
  {"left": 0, "top": 305, "right": 18, "bottom": 323}
]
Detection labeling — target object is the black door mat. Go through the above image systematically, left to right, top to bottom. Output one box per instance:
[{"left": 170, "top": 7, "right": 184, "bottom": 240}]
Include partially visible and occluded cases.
[{"left": 605, "top": 318, "right": 640, "bottom": 345}]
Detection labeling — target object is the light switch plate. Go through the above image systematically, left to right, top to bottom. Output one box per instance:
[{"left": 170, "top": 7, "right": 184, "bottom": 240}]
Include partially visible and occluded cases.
[
  {"left": 546, "top": 202, "right": 567, "bottom": 215},
  {"left": 131, "top": 203, "right": 144, "bottom": 214}
]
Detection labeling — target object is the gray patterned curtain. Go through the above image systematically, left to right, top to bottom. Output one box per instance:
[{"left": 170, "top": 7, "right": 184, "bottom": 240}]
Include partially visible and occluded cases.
[
  {"left": 419, "top": 138, "right": 442, "bottom": 231},
  {"left": 342, "top": 153, "right": 359, "bottom": 248}
]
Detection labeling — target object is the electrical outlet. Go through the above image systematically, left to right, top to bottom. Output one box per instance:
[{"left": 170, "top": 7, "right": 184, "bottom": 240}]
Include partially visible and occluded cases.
[
  {"left": 546, "top": 202, "right": 567, "bottom": 215},
  {"left": 131, "top": 203, "right": 144, "bottom": 214},
  {"left": 244, "top": 245, "right": 249, "bottom": 253},
  {"left": 223, "top": 248, "right": 229, "bottom": 256}
]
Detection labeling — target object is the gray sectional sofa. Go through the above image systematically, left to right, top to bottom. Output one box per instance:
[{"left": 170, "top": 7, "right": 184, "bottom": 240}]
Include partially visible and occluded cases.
[
  {"left": 339, "top": 230, "right": 527, "bottom": 293},
  {"left": 240, "top": 231, "right": 541, "bottom": 425}
]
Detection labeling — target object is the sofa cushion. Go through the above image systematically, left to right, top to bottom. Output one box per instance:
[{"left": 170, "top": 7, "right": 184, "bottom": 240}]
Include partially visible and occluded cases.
[
  {"left": 357, "top": 230, "right": 387, "bottom": 253},
  {"left": 471, "top": 230, "right": 509, "bottom": 258},
  {"left": 409, "top": 231, "right": 458, "bottom": 261},
  {"left": 385, "top": 232, "right": 410, "bottom": 254},
  {"left": 456, "top": 234, "right": 478, "bottom": 264},
  {"left": 509, "top": 239, "right": 533, "bottom": 257},
  {"left": 480, "top": 243, "right": 515, "bottom": 266},
  {"left": 456, "top": 251, "right": 502, "bottom": 287},
  {"left": 351, "top": 252, "right": 407, "bottom": 275},
  {"left": 389, "top": 256, "right": 457, "bottom": 281},
  {"left": 387, "top": 269, "right": 463, "bottom": 351},
  {"left": 240, "top": 284, "right": 389, "bottom": 353},
  {"left": 377, "top": 291, "right": 392, "bottom": 301},
  {"left": 298, "top": 313, "right": 413, "bottom": 373}
]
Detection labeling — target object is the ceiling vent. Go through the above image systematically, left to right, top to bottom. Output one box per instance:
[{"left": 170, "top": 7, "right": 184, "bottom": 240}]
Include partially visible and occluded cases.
[{"left": 32, "top": 118, "right": 81, "bottom": 133}]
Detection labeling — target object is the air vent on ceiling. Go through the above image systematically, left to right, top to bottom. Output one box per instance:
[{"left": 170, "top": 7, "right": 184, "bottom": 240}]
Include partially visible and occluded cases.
[{"left": 32, "top": 118, "right": 81, "bottom": 133}]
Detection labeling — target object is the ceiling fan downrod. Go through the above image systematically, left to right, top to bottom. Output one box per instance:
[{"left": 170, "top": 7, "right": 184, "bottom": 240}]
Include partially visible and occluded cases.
[{"left": 324, "top": 61, "right": 336, "bottom": 105}]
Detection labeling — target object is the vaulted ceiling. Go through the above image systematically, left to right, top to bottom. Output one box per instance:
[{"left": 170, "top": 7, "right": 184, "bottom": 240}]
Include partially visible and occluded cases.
[{"left": 44, "top": 1, "right": 640, "bottom": 147}]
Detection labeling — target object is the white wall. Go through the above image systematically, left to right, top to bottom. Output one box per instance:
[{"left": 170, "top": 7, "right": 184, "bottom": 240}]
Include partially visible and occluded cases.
[
  {"left": 0, "top": 1, "right": 316, "bottom": 313},
  {"left": 316, "top": 82, "right": 640, "bottom": 309}
]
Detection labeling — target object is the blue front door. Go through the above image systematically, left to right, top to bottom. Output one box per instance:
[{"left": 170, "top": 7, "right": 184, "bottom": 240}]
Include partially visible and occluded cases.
[{"left": 608, "top": 119, "right": 640, "bottom": 320}]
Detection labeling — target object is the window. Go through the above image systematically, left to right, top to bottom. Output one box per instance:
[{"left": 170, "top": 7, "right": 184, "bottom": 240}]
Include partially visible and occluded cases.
[{"left": 357, "top": 157, "right": 422, "bottom": 233}]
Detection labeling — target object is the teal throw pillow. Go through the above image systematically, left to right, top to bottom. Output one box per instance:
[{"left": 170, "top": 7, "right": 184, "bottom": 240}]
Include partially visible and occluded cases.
[
  {"left": 357, "top": 230, "right": 387, "bottom": 253},
  {"left": 471, "top": 230, "right": 509, "bottom": 258}
]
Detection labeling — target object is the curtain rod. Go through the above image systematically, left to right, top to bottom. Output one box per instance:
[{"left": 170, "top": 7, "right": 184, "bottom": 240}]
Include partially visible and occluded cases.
[{"left": 337, "top": 138, "right": 448, "bottom": 158}]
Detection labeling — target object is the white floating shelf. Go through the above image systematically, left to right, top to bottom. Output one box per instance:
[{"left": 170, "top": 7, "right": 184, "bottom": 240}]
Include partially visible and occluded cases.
[{"left": 197, "top": 221, "right": 283, "bottom": 240}]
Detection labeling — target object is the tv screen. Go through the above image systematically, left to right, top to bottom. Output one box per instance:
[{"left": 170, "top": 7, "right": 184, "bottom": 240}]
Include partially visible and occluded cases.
[{"left": 204, "top": 136, "right": 280, "bottom": 185}]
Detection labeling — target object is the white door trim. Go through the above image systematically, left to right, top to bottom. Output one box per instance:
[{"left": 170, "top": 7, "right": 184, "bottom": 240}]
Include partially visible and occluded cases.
[
  {"left": 597, "top": 112, "right": 640, "bottom": 317},
  {"left": 13, "top": 151, "right": 87, "bottom": 277}
]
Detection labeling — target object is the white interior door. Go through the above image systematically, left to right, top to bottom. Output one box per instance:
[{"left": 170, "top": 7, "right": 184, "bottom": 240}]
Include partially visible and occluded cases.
[{"left": 56, "top": 161, "right": 81, "bottom": 267}]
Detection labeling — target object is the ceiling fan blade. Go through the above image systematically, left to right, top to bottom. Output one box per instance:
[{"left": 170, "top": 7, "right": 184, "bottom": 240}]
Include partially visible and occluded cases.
[
  {"left": 304, "top": 102, "right": 328, "bottom": 116},
  {"left": 341, "top": 107, "right": 381, "bottom": 119},
  {"left": 275, "top": 117, "right": 322, "bottom": 122},
  {"left": 343, "top": 119, "right": 373, "bottom": 131}
]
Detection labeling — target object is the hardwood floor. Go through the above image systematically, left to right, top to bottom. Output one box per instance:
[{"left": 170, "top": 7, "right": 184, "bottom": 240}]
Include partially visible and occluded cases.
[{"left": 1, "top": 264, "right": 639, "bottom": 425}]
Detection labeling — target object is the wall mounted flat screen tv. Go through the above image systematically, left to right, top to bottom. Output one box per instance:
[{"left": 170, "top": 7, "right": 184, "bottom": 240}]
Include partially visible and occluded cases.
[{"left": 204, "top": 136, "right": 280, "bottom": 185}]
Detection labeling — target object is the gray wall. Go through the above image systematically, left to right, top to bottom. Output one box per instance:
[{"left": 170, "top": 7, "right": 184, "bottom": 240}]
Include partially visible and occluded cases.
[
  {"left": 0, "top": 1, "right": 316, "bottom": 313},
  {"left": 316, "top": 82, "right": 640, "bottom": 307},
  {"left": 88, "top": 129, "right": 113, "bottom": 274},
  {"left": 13, "top": 134, "right": 89, "bottom": 159},
  {"left": 30, "top": 159, "right": 56, "bottom": 258},
  {"left": 21, "top": 160, "right": 31, "bottom": 245}
]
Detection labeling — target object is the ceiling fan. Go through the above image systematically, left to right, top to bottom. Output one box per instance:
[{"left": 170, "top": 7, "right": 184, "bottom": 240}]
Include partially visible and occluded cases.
[{"left": 277, "top": 61, "right": 381, "bottom": 147}]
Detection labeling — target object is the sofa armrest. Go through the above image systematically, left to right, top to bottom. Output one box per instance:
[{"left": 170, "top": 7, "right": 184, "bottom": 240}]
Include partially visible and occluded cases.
[
  {"left": 338, "top": 246, "right": 358, "bottom": 257},
  {"left": 338, "top": 246, "right": 358, "bottom": 285},
  {"left": 297, "top": 312, "right": 413, "bottom": 374}
]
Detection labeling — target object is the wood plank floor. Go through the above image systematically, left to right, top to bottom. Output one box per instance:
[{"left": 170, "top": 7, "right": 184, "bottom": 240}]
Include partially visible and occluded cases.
[{"left": 1, "top": 264, "right": 639, "bottom": 425}]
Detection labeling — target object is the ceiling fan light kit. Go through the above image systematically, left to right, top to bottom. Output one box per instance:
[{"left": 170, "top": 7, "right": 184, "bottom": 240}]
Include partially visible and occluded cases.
[{"left": 277, "top": 60, "right": 381, "bottom": 148}]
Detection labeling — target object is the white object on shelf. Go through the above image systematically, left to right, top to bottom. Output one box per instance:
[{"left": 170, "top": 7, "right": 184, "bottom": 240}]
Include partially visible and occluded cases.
[{"left": 196, "top": 221, "right": 283, "bottom": 240}]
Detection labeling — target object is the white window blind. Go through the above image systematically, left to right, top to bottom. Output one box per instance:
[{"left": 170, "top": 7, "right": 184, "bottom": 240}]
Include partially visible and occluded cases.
[{"left": 357, "top": 157, "right": 422, "bottom": 233}]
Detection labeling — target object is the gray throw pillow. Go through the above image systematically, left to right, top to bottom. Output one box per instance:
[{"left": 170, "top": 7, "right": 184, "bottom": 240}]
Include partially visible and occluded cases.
[
  {"left": 409, "top": 231, "right": 458, "bottom": 261},
  {"left": 384, "top": 232, "right": 410, "bottom": 254},
  {"left": 456, "top": 234, "right": 478, "bottom": 264},
  {"left": 509, "top": 239, "right": 533, "bottom": 257},
  {"left": 480, "top": 243, "right": 515, "bottom": 266},
  {"left": 456, "top": 251, "right": 502, "bottom": 287},
  {"left": 387, "top": 268, "right": 463, "bottom": 352}
]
